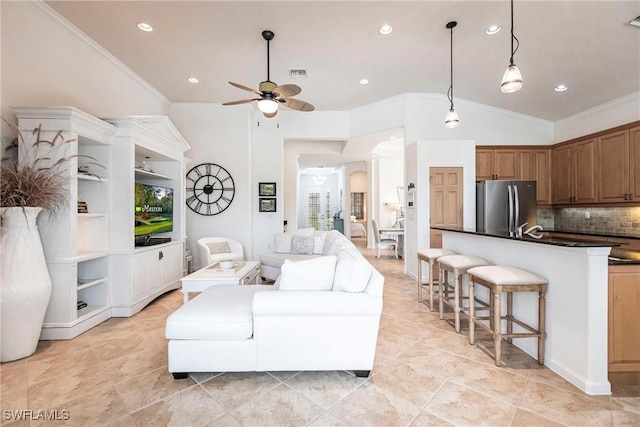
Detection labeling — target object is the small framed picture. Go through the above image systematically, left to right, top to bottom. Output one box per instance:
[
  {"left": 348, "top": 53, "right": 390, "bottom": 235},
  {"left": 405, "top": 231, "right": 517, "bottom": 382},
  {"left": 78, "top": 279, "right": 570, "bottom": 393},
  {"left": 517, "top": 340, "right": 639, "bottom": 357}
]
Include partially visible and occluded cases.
[
  {"left": 258, "top": 182, "right": 277, "bottom": 196},
  {"left": 259, "top": 197, "right": 277, "bottom": 212}
]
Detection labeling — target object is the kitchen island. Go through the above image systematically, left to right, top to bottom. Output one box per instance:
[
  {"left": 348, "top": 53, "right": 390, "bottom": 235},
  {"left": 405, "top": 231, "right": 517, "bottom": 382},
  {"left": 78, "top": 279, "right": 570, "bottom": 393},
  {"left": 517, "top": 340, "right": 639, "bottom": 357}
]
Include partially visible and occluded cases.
[{"left": 432, "top": 226, "right": 616, "bottom": 395}]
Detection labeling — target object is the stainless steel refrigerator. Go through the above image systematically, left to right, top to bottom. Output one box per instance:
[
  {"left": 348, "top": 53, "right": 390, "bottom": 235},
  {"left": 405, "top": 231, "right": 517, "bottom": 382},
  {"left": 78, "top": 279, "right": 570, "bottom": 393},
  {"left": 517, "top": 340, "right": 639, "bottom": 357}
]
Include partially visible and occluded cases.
[{"left": 476, "top": 180, "right": 537, "bottom": 237}]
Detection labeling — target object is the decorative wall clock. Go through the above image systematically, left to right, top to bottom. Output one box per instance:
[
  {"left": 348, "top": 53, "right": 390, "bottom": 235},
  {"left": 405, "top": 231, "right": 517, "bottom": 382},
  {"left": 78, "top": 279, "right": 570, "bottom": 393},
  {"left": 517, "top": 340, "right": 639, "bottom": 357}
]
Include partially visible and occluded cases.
[{"left": 185, "top": 163, "right": 235, "bottom": 216}]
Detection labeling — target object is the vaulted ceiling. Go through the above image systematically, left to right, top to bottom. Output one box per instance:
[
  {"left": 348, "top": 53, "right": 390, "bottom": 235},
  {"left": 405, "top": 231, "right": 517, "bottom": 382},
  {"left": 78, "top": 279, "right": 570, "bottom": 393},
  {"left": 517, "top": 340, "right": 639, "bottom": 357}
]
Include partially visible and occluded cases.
[{"left": 46, "top": 1, "right": 640, "bottom": 122}]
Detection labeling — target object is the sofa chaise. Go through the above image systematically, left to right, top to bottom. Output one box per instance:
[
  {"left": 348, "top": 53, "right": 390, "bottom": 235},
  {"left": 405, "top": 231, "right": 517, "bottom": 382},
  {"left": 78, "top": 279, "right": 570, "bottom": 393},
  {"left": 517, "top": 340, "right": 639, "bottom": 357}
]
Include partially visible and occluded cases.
[{"left": 166, "top": 230, "right": 384, "bottom": 377}]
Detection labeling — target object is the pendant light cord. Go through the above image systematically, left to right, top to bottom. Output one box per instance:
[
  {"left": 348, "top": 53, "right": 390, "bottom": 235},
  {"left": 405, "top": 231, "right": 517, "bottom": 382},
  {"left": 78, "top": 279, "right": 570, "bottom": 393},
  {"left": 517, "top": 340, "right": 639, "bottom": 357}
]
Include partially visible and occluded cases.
[
  {"left": 510, "top": 0, "right": 520, "bottom": 65},
  {"left": 448, "top": 22, "right": 454, "bottom": 107},
  {"left": 266, "top": 38, "right": 271, "bottom": 82}
]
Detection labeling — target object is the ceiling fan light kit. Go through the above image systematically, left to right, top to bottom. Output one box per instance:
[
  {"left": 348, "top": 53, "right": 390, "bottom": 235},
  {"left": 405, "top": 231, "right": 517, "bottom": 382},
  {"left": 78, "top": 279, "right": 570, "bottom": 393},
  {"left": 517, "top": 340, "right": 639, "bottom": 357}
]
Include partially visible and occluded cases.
[
  {"left": 501, "top": 0, "right": 523, "bottom": 93},
  {"left": 444, "top": 21, "right": 460, "bottom": 128},
  {"left": 223, "top": 30, "right": 315, "bottom": 118}
]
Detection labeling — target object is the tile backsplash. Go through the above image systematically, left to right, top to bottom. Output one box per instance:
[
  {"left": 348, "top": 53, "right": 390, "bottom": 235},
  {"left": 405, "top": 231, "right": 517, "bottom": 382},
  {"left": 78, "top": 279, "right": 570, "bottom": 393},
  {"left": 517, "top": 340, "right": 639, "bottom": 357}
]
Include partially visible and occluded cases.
[{"left": 537, "top": 207, "right": 640, "bottom": 236}]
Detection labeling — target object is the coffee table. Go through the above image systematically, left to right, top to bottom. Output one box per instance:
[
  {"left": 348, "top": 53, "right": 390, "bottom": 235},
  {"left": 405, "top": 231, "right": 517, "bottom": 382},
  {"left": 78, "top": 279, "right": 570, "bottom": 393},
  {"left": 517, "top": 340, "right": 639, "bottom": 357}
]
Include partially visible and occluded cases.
[{"left": 180, "top": 260, "right": 261, "bottom": 303}]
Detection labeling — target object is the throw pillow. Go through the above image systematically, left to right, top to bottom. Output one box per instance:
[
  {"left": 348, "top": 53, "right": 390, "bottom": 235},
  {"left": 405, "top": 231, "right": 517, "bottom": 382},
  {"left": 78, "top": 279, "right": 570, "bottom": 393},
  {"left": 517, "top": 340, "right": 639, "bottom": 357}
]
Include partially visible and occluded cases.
[
  {"left": 312, "top": 232, "right": 327, "bottom": 255},
  {"left": 274, "top": 233, "right": 293, "bottom": 253},
  {"left": 290, "top": 234, "right": 314, "bottom": 255},
  {"left": 205, "top": 241, "right": 231, "bottom": 254},
  {"left": 332, "top": 249, "right": 373, "bottom": 293},
  {"left": 278, "top": 256, "right": 337, "bottom": 291}
]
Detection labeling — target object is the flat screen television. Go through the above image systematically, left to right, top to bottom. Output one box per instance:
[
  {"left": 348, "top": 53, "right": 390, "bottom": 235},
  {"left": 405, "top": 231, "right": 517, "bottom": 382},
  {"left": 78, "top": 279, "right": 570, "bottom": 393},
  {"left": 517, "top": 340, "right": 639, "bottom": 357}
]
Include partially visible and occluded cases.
[{"left": 134, "top": 183, "right": 174, "bottom": 240}]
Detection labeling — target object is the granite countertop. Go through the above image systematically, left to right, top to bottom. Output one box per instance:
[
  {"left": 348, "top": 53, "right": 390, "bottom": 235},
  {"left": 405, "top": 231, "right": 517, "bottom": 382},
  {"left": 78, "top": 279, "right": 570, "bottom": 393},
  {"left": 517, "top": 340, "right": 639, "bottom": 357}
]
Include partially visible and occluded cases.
[
  {"left": 431, "top": 226, "right": 640, "bottom": 265},
  {"left": 546, "top": 229, "right": 640, "bottom": 241}
]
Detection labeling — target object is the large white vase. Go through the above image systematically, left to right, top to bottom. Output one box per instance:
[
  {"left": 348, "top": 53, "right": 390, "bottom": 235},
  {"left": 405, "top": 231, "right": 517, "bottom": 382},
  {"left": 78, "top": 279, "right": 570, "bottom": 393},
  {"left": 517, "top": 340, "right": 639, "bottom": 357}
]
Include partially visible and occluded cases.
[{"left": 1, "top": 207, "right": 52, "bottom": 362}]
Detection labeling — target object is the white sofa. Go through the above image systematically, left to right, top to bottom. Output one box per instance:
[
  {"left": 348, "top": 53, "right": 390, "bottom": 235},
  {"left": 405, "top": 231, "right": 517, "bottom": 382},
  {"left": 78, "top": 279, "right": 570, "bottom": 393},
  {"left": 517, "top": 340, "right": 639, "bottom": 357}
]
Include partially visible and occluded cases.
[
  {"left": 259, "top": 228, "right": 327, "bottom": 281},
  {"left": 166, "top": 230, "right": 384, "bottom": 378},
  {"left": 197, "top": 237, "right": 244, "bottom": 267}
]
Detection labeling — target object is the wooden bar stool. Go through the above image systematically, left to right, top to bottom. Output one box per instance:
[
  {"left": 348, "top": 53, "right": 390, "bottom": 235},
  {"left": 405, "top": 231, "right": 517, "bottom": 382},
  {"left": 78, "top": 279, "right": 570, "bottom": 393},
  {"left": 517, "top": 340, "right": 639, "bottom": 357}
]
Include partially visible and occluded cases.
[
  {"left": 417, "top": 249, "right": 456, "bottom": 310},
  {"left": 438, "top": 255, "right": 490, "bottom": 333},
  {"left": 467, "top": 265, "right": 548, "bottom": 366}
]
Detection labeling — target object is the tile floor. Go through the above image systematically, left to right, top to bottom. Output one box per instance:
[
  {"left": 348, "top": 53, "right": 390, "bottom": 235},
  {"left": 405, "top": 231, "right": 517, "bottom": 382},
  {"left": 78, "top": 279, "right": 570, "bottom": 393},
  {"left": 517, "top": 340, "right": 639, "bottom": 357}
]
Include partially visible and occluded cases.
[{"left": 1, "top": 240, "right": 639, "bottom": 426}]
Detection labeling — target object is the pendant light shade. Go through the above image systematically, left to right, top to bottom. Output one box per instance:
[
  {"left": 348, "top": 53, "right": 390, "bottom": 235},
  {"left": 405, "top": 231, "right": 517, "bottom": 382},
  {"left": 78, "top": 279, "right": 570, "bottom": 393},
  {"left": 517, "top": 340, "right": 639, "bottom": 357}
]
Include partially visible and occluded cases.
[
  {"left": 501, "top": 0, "right": 522, "bottom": 93},
  {"left": 445, "top": 21, "right": 459, "bottom": 128},
  {"left": 501, "top": 64, "right": 523, "bottom": 93},
  {"left": 258, "top": 97, "right": 278, "bottom": 114},
  {"left": 445, "top": 108, "right": 460, "bottom": 128}
]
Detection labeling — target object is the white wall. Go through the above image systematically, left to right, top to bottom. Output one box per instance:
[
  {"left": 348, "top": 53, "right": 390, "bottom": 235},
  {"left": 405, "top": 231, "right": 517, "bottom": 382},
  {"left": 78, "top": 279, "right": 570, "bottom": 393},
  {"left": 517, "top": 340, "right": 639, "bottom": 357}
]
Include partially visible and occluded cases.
[
  {"left": 1, "top": 1, "right": 168, "bottom": 128},
  {"left": 553, "top": 91, "right": 640, "bottom": 143},
  {"left": 377, "top": 157, "right": 404, "bottom": 229}
]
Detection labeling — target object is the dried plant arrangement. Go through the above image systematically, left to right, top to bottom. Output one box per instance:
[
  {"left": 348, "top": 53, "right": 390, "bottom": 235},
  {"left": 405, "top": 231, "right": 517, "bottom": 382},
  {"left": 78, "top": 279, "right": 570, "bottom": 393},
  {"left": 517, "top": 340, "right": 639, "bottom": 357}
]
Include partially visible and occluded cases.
[{"left": 1, "top": 118, "right": 103, "bottom": 215}]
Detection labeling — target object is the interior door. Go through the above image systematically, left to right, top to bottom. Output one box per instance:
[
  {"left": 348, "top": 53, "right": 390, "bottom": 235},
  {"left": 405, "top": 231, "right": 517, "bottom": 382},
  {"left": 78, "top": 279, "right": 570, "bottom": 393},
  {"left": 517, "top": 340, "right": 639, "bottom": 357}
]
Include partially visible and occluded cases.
[
  {"left": 429, "top": 167, "right": 463, "bottom": 278},
  {"left": 304, "top": 188, "right": 332, "bottom": 230}
]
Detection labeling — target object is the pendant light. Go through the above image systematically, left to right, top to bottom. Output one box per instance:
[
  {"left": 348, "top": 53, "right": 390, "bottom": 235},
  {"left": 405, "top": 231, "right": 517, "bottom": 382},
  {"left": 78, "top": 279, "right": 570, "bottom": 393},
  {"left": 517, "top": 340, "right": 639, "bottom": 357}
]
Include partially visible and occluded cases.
[
  {"left": 501, "top": 0, "right": 523, "bottom": 93},
  {"left": 445, "top": 21, "right": 460, "bottom": 128}
]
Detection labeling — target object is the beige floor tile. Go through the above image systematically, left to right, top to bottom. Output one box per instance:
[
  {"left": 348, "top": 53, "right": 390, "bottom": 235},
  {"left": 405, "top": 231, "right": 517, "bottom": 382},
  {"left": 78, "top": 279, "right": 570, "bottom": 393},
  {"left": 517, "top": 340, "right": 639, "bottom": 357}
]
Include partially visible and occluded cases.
[
  {"left": 419, "top": 327, "right": 473, "bottom": 358},
  {"left": 91, "top": 330, "right": 155, "bottom": 364},
  {"left": 464, "top": 339, "right": 537, "bottom": 377},
  {"left": 398, "top": 341, "right": 467, "bottom": 379},
  {"left": 100, "top": 342, "right": 168, "bottom": 380},
  {"left": 26, "top": 345, "right": 101, "bottom": 385},
  {"left": 448, "top": 358, "right": 528, "bottom": 406},
  {"left": 370, "top": 359, "right": 447, "bottom": 408},
  {"left": 27, "top": 361, "right": 113, "bottom": 409},
  {"left": 1, "top": 365, "right": 28, "bottom": 427},
  {"left": 528, "top": 365, "right": 595, "bottom": 396},
  {"left": 113, "top": 367, "right": 196, "bottom": 412},
  {"left": 284, "top": 370, "right": 365, "bottom": 409},
  {"left": 200, "top": 371, "right": 280, "bottom": 409},
  {"left": 267, "top": 371, "right": 300, "bottom": 382},
  {"left": 189, "top": 372, "right": 223, "bottom": 384},
  {"left": 519, "top": 380, "right": 613, "bottom": 426},
  {"left": 327, "top": 381, "right": 421, "bottom": 426},
  {"left": 426, "top": 381, "right": 517, "bottom": 426},
  {"left": 229, "top": 383, "right": 324, "bottom": 426},
  {"left": 130, "top": 385, "right": 227, "bottom": 427},
  {"left": 30, "top": 387, "right": 128, "bottom": 427},
  {"left": 510, "top": 408, "right": 565, "bottom": 426},
  {"left": 409, "top": 410, "right": 455, "bottom": 427},
  {"left": 308, "top": 411, "right": 349, "bottom": 426}
]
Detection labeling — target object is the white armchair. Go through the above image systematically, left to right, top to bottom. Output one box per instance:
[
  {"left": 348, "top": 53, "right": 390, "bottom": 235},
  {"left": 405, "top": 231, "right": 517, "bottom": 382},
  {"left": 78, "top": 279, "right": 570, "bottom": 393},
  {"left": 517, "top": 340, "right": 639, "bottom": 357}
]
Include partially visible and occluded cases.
[{"left": 197, "top": 237, "right": 244, "bottom": 268}]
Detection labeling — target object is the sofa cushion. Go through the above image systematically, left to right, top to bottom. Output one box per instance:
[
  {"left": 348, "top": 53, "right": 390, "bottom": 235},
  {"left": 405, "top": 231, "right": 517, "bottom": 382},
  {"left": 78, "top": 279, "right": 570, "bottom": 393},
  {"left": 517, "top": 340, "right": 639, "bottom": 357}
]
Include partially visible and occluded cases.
[
  {"left": 274, "top": 228, "right": 316, "bottom": 253},
  {"left": 312, "top": 232, "right": 327, "bottom": 254},
  {"left": 291, "top": 234, "right": 315, "bottom": 255},
  {"left": 333, "top": 249, "right": 373, "bottom": 293},
  {"left": 260, "top": 252, "right": 318, "bottom": 269},
  {"left": 279, "top": 255, "right": 337, "bottom": 291},
  {"left": 165, "top": 285, "right": 274, "bottom": 340}
]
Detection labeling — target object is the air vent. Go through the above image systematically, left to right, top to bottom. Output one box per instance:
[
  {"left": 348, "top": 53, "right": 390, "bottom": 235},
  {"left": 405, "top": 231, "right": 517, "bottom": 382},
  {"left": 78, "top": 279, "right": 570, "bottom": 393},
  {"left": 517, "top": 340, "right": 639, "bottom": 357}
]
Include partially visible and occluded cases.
[
  {"left": 629, "top": 16, "right": 640, "bottom": 27},
  {"left": 289, "top": 69, "right": 307, "bottom": 78}
]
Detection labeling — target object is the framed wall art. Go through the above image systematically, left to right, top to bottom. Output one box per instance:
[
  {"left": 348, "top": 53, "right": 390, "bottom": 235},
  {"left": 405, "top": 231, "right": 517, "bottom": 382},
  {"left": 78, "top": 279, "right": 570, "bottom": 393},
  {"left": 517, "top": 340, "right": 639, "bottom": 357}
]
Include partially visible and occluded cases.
[
  {"left": 258, "top": 182, "right": 276, "bottom": 197},
  {"left": 259, "top": 197, "right": 277, "bottom": 212}
]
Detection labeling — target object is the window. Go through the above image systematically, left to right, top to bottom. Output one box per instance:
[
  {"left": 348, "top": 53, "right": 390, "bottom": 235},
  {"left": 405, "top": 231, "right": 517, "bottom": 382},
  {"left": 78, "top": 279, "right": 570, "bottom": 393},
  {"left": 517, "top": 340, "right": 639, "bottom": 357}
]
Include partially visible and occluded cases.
[{"left": 351, "top": 192, "right": 365, "bottom": 220}]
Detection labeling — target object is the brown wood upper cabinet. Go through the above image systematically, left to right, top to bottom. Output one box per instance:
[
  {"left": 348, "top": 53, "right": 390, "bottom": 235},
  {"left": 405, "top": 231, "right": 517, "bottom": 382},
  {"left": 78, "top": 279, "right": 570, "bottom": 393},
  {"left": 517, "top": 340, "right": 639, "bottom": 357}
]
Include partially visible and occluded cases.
[
  {"left": 598, "top": 127, "right": 638, "bottom": 203},
  {"left": 552, "top": 138, "right": 598, "bottom": 205},
  {"left": 476, "top": 148, "right": 518, "bottom": 181},
  {"left": 517, "top": 149, "right": 551, "bottom": 205}
]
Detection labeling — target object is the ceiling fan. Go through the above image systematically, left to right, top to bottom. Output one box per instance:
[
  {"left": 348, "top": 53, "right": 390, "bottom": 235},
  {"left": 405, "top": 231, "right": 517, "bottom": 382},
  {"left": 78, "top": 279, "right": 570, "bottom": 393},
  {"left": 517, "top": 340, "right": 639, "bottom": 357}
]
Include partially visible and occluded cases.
[{"left": 222, "top": 30, "right": 314, "bottom": 118}]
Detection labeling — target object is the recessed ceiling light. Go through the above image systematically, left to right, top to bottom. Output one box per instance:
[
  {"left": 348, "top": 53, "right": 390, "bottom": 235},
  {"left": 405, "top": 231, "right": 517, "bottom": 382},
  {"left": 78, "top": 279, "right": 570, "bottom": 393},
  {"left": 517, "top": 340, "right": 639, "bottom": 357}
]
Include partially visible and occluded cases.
[
  {"left": 137, "top": 22, "right": 153, "bottom": 32},
  {"left": 378, "top": 24, "right": 393, "bottom": 35},
  {"left": 485, "top": 25, "right": 501, "bottom": 35},
  {"left": 188, "top": 77, "right": 199, "bottom": 84},
  {"left": 360, "top": 79, "right": 369, "bottom": 85},
  {"left": 554, "top": 84, "right": 568, "bottom": 92},
  {"left": 389, "top": 136, "right": 397, "bottom": 139}
]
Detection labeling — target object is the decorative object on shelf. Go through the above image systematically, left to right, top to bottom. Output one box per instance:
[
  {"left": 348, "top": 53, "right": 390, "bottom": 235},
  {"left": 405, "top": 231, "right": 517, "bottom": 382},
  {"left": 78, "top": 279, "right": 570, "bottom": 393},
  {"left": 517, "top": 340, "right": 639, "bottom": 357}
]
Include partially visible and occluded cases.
[
  {"left": 501, "top": 0, "right": 523, "bottom": 93},
  {"left": 444, "top": 21, "right": 460, "bottom": 128},
  {"left": 0, "top": 120, "right": 87, "bottom": 361},
  {"left": 136, "top": 156, "right": 153, "bottom": 173},
  {"left": 185, "top": 163, "right": 235, "bottom": 216},
  {"left": 258, "top": 182, "right": 276, "bottom": 196},
  {"left": 259, "top": 197, "right": 276, "bottom": 212},
  {"left": 77, "top": 201, "right": 88, "bottom": 213}
]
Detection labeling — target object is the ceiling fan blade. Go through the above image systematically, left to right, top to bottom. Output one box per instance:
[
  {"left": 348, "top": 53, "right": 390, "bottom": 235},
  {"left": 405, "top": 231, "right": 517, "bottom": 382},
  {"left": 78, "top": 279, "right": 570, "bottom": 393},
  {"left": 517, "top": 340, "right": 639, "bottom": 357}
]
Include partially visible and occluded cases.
[
  {"left": 229, "top": 81, "right": 261, "bottom": 95},
  {"left": 273, "top": 84, "right": 301, "bottom": 98},
  {"left": 222, "top": 98, "right": 259, "bottom": 106},
  {"left": 282, "top": 98, "right": 315, "bottom": 112},
  {"left": 263, "top": 111, "right": 278, "bottom": 118}
]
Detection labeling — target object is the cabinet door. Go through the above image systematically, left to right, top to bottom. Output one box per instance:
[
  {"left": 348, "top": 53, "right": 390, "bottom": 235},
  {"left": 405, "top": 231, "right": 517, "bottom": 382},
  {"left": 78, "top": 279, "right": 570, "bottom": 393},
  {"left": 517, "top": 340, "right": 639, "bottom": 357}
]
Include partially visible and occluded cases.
[
  {"left": 631, "top": 126, "right": 640, "bottom": 201},
  {"left": 598, "top": 130, "right": 630, "bottom": 203},
  {"left": 574, "top": 138, "right": 598, "bottom": 204},
  {"left": 553, "top": 145, "right": 574, "bottom": 204},
  {"left": 476, "top": 149, "right": 494, "bottom": 180},
  {"left": 494, "top": 149, "right": 518, "bottom": 180},
  {"left": 534, "top": 149, "right": 552, "bottom": 205},
  {"left": 517, "top": 150, "right": 534, "bottom": 181},
  {"left": 608, "top": 265, "right": 640, "bottom": 372}
]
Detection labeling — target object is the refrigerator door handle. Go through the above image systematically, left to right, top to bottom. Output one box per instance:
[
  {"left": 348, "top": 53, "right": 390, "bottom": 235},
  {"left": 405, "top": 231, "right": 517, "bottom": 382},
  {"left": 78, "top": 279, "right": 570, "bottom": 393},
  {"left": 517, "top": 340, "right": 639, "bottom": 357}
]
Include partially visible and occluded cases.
[
  {"left": 514, "top": 184, "right": 520, "bottom": 233},
  {"left": 508, "top": 185, "right": 514, "bottom": 237}
]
